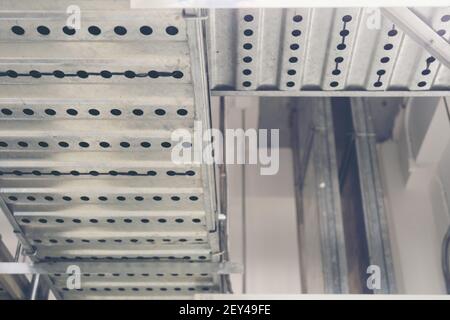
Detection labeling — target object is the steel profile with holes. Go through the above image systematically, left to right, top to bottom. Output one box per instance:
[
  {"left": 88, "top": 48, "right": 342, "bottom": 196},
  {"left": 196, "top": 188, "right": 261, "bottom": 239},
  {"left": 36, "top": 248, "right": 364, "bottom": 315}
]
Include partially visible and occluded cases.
[
  {"left": 0, "top": 4, "right": 223, "bottom": 299},
  {"left": 208, "top": 7, "right": 450, "bottom": 94}
]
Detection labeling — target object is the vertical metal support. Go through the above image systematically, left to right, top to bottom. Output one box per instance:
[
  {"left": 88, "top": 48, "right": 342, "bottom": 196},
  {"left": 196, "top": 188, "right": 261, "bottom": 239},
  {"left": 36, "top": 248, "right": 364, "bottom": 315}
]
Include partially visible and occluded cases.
[
  {"left": 185, "top": 9, "right": 218, "bottom": 234},
  {"left": 185, "top": 9, "right": 226, "bottom": 294},
  {"left": 218, "top": 96, "right": 233, "bottom": 293},
  {"left": 293, "top": 98, "right": 349, "bottom": 294},
  {"left": 351, "top": 98, "right": 396, "bottom": 294},
  {"left": 312, "top": 99, "right": 349, "bottom": 294},
  {"left": 241, "top": 107, "right": 247, "bottom": 294},
  {"left": 291, "top": 107, "right": 308, "bottom": 293},
  {"left": 443, "top": 226, "right": 450, "bottom": 294},
  {"left": 14, "top": 243, "right": 22, "bottom": 262},
  {"left": 29, "top": 274, "right": 40, "bottom": 300}
]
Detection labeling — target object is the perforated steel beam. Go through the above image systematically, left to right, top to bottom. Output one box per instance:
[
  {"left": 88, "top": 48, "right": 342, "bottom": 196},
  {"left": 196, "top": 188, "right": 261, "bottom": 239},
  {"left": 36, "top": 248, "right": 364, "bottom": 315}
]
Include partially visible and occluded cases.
[
  {"left": 0, "top": 4, "right": 226, "bottom": 299},
  {"left": 208, "top": 7, "right": 450, "bottom": 93},
  {"left": 381, "top": 7, "right": 450, "bottom": 69},
  {"left": 0, "top": 261, "right": 242, "bottom": 275}
]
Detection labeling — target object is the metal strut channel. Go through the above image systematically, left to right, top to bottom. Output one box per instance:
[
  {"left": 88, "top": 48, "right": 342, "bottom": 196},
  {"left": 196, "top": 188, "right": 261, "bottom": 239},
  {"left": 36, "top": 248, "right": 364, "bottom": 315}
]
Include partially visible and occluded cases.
[
  {"left": 0, "top": 4, "right": 228, "bottom": 299},
  {"left": 293, "top": 98, "right": 349, "bottom": 294},
  {"left": 350, "top": 98, "right": 396, "bottom": 294},
  {"left": 311, "top": 100, "right": 349, "bottom": 294}
]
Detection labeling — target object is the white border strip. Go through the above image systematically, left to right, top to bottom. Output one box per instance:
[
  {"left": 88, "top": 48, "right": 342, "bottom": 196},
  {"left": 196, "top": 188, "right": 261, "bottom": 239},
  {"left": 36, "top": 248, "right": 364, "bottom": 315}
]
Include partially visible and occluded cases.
[
  {"left": 131, "top": 0, "right": 450, "bottom": 8},
  {"left": 197, "top": 294, "right": 450, "bottom": 299}
]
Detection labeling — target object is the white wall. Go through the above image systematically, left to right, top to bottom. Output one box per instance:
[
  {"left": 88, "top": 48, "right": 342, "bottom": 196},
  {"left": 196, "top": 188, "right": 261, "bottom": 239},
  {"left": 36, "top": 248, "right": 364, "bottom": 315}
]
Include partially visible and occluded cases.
[
  {"left": 215, "top": 96, "right": 302, "bottom": 294},
  {"left": 378, "top": 97, "right": 450, "bottom": 294}
]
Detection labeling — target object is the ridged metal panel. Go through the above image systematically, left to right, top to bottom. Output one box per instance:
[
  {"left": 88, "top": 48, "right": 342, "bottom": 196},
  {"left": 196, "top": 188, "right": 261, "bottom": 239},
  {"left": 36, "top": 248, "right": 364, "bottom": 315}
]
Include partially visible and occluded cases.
[
  {"left": 0, "top": 3, "right": 221, "bottom": 299},
  {"left": 208, "top": 7, "right": 450, "bottom": 93}
]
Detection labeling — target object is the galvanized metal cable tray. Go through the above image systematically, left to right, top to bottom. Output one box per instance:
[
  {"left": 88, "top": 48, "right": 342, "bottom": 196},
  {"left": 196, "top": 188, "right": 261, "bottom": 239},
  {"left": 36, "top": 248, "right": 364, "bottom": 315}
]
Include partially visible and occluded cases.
[
  {"left": 0, "top": 3, "right": 224, "bottom": 299},
  {"left": 208, "top": 7, "right": 450, "bottom": 94}
]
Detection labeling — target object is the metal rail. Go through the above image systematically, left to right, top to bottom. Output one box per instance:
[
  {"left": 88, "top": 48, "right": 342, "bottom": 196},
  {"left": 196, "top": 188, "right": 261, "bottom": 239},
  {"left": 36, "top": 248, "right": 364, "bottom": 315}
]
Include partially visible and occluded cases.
[
  {"left": 292, "top": 98, "right": 349, "bottom": 293},
  {"left": 350, "top": 98, "right": 396, "bottom": 294}
]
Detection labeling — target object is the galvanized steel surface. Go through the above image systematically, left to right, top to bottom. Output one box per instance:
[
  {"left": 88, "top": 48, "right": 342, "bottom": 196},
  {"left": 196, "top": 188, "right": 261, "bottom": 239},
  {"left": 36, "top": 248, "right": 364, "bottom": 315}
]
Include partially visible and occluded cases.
[
  {"left": 0, "top": 3, "right": 221, "bottom": 299},
  {"left": 208, "top": 7, "right": 450, "bottom": 94}
]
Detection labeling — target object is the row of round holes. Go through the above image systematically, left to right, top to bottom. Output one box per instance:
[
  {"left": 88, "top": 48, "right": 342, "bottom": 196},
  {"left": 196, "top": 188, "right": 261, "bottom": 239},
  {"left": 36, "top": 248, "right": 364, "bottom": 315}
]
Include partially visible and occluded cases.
[
  {"left": 241, "top": 14, "right": 304, "bottom": 88},
  {"left": 241, "top": 14, "right": 255, "bottom": 88},
  {"left": 285, "top": 14, "right": 304, "bottom": 88},
  {"left": 329, "top": 15, "right": 352, "bottom": 88},
  {"left": 336, "top": 15, "right": 352, "bottom": 50},
  {"left": 438, "top": 15, "right": 450, "bottom": 36},
  {"left": 417, "top": 16, "right": 450, "bottom": 87},
  {"left": 371, "top": 23, "right": 445, "bottom": 88},
  {"left": 11, "top": 25, "right": 179, "bottom": 36},
  {"left": 370, "top": 26, "right": 443, "bottom": 88},
  {"left": 372, "top": 26, "right": 398, "bottom": 88},
  {"left": 420, "top": 56, "right": 436, "bottom": 82},
  {"left": 0, "top": 70, "right": 183, "bottom": 79},
  {"left": 1, "top": 107, "right": 188, "bottom": 117},
  {"left": 0, "top": 140, "right": 189, "bottom": 149},
  {"left": 0, "top": 170, "right": 195, "bottom": 177},
  {"left": 12, "top": 195, "right": 199, "bottom": 203},
  {"left": 22, "top": 217, "right": 202, "bottom": 224},
  {"left": 21, "top": 218, "right": 202, "bottom": 224},
  {"left": 33, "top": 238, "right": 204, "bottom": 244},
  {"left": 43, "top": 256, "right": 206, "bottom": 260},
  {"left": 54, "top": 272, "right": 210, "bottom": 277},
  {"left": 62, "top": 287, "right": 211, "bottom": 292}
]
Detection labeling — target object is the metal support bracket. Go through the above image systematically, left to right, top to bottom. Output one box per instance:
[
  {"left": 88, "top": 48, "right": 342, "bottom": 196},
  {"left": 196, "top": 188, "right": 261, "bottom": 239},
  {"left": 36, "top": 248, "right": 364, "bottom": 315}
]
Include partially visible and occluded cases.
[{"left": 381, "top": 7, "right": 450, "bottom": 69}]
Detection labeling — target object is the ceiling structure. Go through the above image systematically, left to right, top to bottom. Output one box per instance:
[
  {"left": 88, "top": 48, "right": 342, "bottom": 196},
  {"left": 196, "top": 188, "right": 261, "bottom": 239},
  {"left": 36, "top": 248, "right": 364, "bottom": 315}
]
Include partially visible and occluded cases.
[
  {"left": 0, "top": 1, "right": 448, "bottom": 299},
  {"left": 0, "top": 3, "right": 229, "bottom": 299},
  {"left": 207, "top": 7, "right": 450, "bottom": 95}
]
